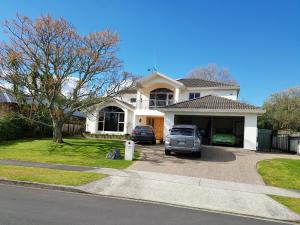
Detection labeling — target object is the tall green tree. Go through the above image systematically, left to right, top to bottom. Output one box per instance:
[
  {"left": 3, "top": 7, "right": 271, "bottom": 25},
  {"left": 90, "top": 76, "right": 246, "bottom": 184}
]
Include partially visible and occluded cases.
[{"left": 259, "top": 87, "right": 300, "bottom": 131}]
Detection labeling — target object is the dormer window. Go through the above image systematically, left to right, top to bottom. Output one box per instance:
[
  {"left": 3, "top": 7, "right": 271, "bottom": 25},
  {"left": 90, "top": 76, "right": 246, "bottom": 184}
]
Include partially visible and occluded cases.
[{"left": 189, "top": 92, "right": 200, "bottom": 100}]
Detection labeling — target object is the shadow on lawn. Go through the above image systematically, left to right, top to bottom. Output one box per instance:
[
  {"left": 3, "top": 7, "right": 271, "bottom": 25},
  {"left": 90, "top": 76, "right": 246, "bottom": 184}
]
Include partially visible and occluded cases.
[{"left": 47, "top": 138, "right": 125, "bottom": 157}]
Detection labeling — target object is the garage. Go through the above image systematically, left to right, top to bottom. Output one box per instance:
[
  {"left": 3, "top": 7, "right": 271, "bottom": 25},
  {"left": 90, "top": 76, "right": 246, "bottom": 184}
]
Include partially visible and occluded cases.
[
  {"left": 162, "top": 95, "right": 265, "bottom": 150},
  {"left": 174, "top": 115, "right": 244, "bottom": 147}
]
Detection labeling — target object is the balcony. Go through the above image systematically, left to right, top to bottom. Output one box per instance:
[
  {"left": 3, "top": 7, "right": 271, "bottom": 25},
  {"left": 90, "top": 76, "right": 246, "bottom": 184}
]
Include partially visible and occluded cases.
[{"left": 137, "top": 99, "right": 174, "bottom": 110}]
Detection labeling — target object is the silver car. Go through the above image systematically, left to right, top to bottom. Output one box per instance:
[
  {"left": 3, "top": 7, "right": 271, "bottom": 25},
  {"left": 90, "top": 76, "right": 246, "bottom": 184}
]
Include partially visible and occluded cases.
[{"left": 164, "top": 125, "right": 202, "bottom": 157}]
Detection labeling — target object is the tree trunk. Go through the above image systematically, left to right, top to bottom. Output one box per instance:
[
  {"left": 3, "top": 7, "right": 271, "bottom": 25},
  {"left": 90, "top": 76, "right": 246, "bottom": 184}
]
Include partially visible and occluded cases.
[{"left": 53, "top": 120, "right": 64, "bottom": 143}]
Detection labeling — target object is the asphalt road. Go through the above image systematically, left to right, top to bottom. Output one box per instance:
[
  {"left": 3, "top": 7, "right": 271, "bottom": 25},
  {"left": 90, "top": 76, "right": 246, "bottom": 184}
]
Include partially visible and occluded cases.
[{"left": 0, "top": 184, "right": 292, "bottom": 225}]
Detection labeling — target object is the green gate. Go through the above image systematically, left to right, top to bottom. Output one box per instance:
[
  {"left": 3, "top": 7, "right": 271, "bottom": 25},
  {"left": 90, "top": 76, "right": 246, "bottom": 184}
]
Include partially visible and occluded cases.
[{"left": 257, "top": 129, "right": 272, "bottom": 151}]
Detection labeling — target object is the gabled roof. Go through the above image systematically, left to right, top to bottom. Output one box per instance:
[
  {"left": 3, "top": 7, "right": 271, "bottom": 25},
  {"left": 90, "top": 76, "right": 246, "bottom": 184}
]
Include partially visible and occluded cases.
[
  {"left": 138, "top": 72, "right": 184, "bottom": 88},
  {"left": 121, "top": 74, "right": 240, "bottom": 94},
  {"left": 177, "top": 78, "right": 240, "bottom": 89},
  {"left": 163, "top": 95, "right": 264, "bottom": 113},
  {"left": 115, "top": 99, "right": 135, "bottom": 110}
]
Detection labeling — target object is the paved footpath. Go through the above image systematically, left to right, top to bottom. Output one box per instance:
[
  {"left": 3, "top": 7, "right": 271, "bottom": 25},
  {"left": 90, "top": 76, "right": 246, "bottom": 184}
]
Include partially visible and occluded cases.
[{"left": 1, "top": 159, "right": 300, "bottom": 222}]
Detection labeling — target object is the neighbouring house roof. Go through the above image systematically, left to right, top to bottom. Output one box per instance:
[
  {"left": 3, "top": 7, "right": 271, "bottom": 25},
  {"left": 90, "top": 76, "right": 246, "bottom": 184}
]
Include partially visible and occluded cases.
[
  {"left": 176, "top": 78, "right": 240, "bottom": 89},
  {"left": 0, "top": 91, "right": 86, "bottom": 118},
  {"left": 0, "top": 92, "right": 17, "bottom": 103},
  {"left": 163, "top": 95, "right": 264, "bottom": 113}
]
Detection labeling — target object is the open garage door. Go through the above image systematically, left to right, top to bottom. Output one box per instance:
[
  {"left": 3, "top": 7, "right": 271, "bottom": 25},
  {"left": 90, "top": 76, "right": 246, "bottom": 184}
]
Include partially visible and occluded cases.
[{"left": 174, "top": 115, "right": 244, "bottom": 147}]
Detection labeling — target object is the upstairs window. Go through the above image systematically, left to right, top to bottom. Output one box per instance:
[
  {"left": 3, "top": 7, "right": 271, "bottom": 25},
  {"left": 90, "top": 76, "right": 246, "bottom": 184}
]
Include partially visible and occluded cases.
[
  {"left": 149, "top": 88, "right": 174, "bottom": 107},
  {"left": 189, "top": 92, "right": 200, "bottom": 100},
  {"left": 130, "top": 98, "right": 137, "bottom": 103}
]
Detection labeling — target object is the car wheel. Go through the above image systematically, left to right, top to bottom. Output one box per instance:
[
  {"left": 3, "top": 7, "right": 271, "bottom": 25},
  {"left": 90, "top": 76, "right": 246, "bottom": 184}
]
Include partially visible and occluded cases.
[
  {"left": 152, "top": 140, "right": 156, "bottom": 145},
  {"left": 165, "top": 149, "right": 171, "bottom": 155}
]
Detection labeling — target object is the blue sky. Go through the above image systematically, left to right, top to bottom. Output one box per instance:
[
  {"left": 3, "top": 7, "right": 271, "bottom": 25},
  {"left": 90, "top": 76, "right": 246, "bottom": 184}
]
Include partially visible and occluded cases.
[{"left": 0, "top": 0, "right": 299, "bottom": 106}]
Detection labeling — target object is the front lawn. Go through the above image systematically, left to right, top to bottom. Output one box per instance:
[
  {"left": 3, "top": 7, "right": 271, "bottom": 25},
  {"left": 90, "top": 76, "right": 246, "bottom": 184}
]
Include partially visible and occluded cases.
[
  {"left": 0, "top": 138, "right": 139, "bottom": 169},
  {"left": 257, "top": 158, "right": 300, "bottom": 190},
  {"left": 0, "top": 165, "right": 105, "bottom": 186}
]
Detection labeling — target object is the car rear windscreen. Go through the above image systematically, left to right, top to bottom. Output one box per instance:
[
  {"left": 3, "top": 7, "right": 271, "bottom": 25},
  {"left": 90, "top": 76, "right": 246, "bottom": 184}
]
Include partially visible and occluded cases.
[
  {"left": 135, "top": 126, "right": 153, "bottom": 131},
  {"left": 171, "top": 128, "right": 194, "bottom": 136}
]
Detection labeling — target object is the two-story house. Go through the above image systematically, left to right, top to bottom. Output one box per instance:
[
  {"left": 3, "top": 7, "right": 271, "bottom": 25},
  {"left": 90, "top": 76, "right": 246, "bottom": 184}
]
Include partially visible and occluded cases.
[{"left": 85, "top": 72, "right": 264, "bottom": 150}]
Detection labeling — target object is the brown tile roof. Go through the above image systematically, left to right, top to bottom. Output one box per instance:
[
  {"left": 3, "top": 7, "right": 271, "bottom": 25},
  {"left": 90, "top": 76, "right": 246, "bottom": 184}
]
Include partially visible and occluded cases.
[
  {"left": 121, "top": 78, "right": 239, "bottom": 93},
  {"left": 177, "top": 78, "right": 239, "bottom": 88},
  {"left": 120, "top": 87, "right": 138, "bottom": 94},
  {"left": 164, "top": 95, "right": 262, "bottom": 111}
]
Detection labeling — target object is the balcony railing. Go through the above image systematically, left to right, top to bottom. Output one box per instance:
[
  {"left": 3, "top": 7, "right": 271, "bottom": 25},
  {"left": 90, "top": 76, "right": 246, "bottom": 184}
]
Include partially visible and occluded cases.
[{"left": 137, "top": 99, "right": 174, "bottom": 109}]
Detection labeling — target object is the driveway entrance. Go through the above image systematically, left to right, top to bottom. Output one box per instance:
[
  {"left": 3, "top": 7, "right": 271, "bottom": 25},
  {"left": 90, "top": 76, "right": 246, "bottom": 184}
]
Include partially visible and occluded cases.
[{"left": 129, "top": 145, "right": 299, "bottom": 185}]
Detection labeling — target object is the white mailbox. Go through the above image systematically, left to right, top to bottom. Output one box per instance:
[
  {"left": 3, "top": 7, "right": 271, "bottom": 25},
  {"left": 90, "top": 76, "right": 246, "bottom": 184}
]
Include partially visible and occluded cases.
[{"left": 125, "top": 140, "right": 135, "bottom": 161}]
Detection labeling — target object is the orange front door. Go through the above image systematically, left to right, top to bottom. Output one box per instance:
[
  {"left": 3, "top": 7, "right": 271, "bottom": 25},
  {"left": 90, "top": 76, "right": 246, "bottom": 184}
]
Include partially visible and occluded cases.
[{"left": 147, "top": 117, "right": 164, "bottom": 141}]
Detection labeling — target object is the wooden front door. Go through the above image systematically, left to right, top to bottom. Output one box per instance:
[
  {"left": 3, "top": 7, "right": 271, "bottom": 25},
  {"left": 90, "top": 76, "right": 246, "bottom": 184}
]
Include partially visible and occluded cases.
[{"left": 147, "top": 117, "right": 164, "bottom": 141}]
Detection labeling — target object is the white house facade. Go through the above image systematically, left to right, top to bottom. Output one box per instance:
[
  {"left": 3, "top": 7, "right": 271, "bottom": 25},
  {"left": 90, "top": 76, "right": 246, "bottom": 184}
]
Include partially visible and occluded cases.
[{"left": 86, "top": 72, "right": 265, "bottom": 150}]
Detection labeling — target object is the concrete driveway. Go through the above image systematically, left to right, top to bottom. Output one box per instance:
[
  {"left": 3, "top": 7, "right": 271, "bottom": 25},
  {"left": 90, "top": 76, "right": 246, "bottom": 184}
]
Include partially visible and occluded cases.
[{"left": 129, "top": 144, "right": 299, "bottom": 185}]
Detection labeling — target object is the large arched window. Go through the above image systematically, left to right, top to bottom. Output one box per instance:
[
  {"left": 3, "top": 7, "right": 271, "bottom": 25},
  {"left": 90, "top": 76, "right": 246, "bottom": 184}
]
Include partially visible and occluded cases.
[
  {"left": 149, "top": 88, "right": 174, "bottom": 108},
  {"left": 98, "top": 106, "right": 125, "bottom": 132}
]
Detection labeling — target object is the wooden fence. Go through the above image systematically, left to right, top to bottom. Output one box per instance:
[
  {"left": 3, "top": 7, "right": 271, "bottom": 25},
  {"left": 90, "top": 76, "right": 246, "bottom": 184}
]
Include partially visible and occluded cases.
[{"left": 257, "top": 129, "right": 300, "bottom": 153}]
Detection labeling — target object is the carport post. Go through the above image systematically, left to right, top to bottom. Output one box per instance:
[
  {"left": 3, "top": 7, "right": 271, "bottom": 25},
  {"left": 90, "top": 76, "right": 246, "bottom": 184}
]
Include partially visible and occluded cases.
[{"left": 244, "top": 115, "right": 258, "bottom": 150}]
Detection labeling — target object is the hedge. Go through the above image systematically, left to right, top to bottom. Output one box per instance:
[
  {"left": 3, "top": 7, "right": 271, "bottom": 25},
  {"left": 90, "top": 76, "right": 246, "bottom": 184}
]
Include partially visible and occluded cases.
[{"left": 0, "top": 116, "right": 52, "bottom": 141}]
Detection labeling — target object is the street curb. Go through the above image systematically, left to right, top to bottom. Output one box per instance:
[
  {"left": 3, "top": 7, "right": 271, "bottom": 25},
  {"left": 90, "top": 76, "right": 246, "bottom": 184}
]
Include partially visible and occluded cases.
[
  {"left": 0, "top": 178, "right": 90, "bottom": 194},
  {"left": 0, "top": 179, "right": 299, "bottom": 224},
  {"left": 88, "top": 193, "right": 300, "bottom": 225}
]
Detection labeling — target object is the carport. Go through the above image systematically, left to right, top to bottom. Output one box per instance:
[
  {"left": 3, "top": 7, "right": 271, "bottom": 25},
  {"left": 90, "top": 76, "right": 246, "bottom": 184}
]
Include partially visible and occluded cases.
[{"left": 174, "top": 115, "right": 244, "bottom": 147}]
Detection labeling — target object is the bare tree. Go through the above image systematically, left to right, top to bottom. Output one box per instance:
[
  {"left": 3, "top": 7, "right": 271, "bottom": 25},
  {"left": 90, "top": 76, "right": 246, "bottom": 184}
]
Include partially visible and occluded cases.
[
  {"left": 0, "top": 14, "right": 134, "bottom": 143},
  {"left": 187, "top": 64, "right": 237, "bottom": 84}
]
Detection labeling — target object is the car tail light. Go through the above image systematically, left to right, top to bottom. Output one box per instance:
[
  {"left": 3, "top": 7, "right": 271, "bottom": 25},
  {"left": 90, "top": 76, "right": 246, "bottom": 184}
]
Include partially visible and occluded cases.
[{"left": 132, "top": 130, "right": 140, "bottom": 135}]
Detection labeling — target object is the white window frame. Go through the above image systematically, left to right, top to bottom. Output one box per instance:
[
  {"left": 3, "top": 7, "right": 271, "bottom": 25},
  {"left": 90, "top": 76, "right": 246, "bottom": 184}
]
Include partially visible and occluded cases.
[
  {"left": 189, "top": 92, "right": 200, "bottom": 100},
  {"left": 98, "top": 108, "right": 125, "bottom": 132}
]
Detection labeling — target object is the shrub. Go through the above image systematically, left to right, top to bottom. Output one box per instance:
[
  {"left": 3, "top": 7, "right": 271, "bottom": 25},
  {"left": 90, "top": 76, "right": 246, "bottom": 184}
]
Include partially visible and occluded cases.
[{"left": 0, "top": 116, "right": 52, "bottom": 141}]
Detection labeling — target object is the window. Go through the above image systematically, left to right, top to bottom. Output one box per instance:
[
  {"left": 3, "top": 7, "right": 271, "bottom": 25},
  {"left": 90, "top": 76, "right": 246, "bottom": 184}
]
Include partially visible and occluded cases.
[
  {"left": 149, "top": 88, "right": 174, "bottom": 107},
  {"left": 189, "top": 92, "right": 200, "bottom": 100},
  {"left": 130, "top": 98, "right": 136, "bottom": 103},
  {"left": 98, "top": 106, "right": 124, "bottom": 132},
  {"left": 170, "top": 128, "right": 194, "bottom": 136}
]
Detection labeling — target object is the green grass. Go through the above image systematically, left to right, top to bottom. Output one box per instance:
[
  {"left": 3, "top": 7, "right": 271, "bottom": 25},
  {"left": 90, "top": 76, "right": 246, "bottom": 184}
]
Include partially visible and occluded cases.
[
  {"left": 0, "top": 138, "right": 139, "bottom": 169},
  {"left": 257, "top": 158, "right": 300, "bottom": 190},
  {"left": 257, "top": 159, "right": 300, "bottom": 216},
  {"left": 0, "top": 165, "right": 106, "bottom": 186},
  {"left": 271, "top": 196, "right": 300, "bottom": 216}
]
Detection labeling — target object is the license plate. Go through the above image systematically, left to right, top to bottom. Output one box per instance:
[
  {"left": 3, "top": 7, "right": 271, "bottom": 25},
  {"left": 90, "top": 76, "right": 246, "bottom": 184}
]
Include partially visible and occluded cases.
[
  {"left": 141, "top": 132, "right": 147, "bottom": 136},
  {"left": 178, "top": 141, "right": 185, "bottom": 145}
]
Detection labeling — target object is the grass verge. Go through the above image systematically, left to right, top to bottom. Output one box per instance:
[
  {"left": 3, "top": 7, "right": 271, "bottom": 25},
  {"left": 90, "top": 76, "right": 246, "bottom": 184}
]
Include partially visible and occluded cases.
[
  {"left": 0, "top": 138, "right": 139, "bottom": 169},
  {"left": 257, "top": 158, "right": 300, "bottom": 190},
  {"left": 257, "top": 158, "right": 300, "bottom": 216},
  {"left": 0, "top": 165, "right": 106, "bottom": 186},
  {"left": 271, "top": 195, "right": 300, "bottom": 216}
]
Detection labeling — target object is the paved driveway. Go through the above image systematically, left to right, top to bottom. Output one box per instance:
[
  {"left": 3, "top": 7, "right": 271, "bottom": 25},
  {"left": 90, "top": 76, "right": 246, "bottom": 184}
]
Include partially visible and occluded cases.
[{"left": 129, "top": 145, "right": 299, "bottom": 185}]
